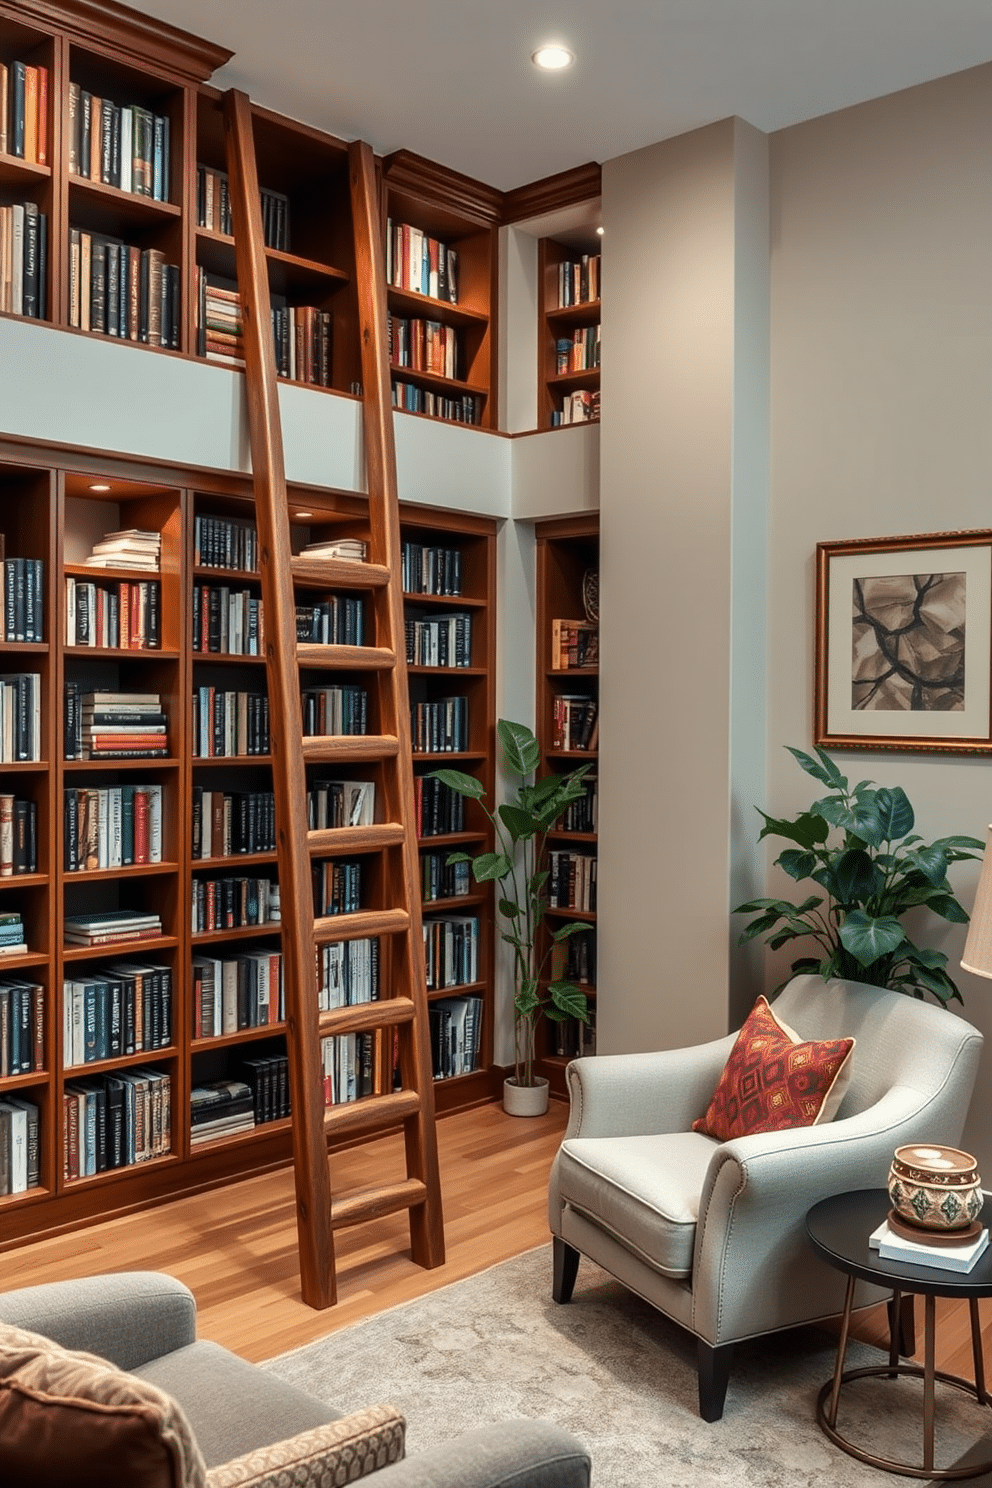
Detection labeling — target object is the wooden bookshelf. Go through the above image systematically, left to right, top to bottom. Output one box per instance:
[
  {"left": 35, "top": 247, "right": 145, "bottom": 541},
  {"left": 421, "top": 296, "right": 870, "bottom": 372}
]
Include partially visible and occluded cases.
[
  {"left": 538, "top": 235, "right": 601, "bottom": 430},
  {"left": 534, "top": 515, "right": 599, "bottom": 1095}
]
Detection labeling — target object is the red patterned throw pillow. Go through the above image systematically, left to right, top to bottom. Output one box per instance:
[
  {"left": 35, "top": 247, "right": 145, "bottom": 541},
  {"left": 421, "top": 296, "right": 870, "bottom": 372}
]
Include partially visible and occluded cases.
[{"left": 693, "top": 996, "right": 855, "bottom": 1141}]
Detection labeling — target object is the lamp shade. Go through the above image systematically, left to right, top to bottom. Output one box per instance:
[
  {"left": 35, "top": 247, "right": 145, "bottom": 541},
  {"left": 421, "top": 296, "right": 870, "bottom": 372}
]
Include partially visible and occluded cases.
[{"left": 961, "top": 826, "right": 992, "bottom": 980}]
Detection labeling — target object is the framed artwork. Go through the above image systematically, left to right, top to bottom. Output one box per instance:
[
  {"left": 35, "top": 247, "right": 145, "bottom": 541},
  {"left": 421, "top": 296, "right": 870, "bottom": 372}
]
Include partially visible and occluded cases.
[{"left": 814, "top": 530, "right": 992, "bottom": 754}]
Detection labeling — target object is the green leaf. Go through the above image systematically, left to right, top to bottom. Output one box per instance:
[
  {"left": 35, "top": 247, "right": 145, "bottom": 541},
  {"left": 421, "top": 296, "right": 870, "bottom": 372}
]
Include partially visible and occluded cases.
[
  {"left": 498, "top": 720, "right": 541, "bottom": 777},
  {"left": 786, "top": 746, "right": 847, "bottom": 791},
  {"left": 427, "top": 768, "right": 485, "bottom": 799},
  {"left": 530, "top": 773, "right": 566, "bottom": 803},
  {"left": 873, "top": 786, "right": 915, "bottom": 841},
  {"left": 498, "top": 803, "right": 537, "bottom": 841},
  {"left": 756, "top": 810, "right": 829, "bottom": 848},
  {"left": 931, "top": 834, "right": 986, "bottom": 856},
  {"left": 900, "top": 846, "right": 949, "bottom": 886},
  {"left": 834, "top": 848, "right": 882, "bottom": 904},
  {"left": 777, "top": 849, "right": 818, "bottom": 882},
  {"left": 471, "top": 851, "right": 512, "bottom": 882},
  {"left": 528, "top": 869, "right": 549, "bottom": 896},
  {"left": 922, "top": 893, "right": 970, "bottom": 924},
  {"left": 734, "top": 894, "right": 823, "bottom": 917},
  {"left": 498, "top": 897, "right": 521, "bottom": 919},
  {"left": 838, "top": 910, "right": 905, "bottom": 968},
  {"left": 551, "top": 921, "right": 590, "bottom": 942},
  {"left": 514, "top": 979, "right": 540, "bottom": 1017},
  {"left": 548, "top": 981, "right": 589, "bottom": 1019}
]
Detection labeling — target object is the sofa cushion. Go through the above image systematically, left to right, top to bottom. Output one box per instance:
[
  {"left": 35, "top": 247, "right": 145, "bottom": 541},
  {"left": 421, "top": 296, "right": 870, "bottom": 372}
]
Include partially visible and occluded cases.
[
  {"left": 693, "top": 995, "right": 855, "bottom": 1141},
  {"left": 557, "top": 1132, "right": 719, "bottom": 1277},
  {"left": 0, "top": 1322, "right": 205, "bottom": 1488},
  {"left": 205, "top": 1405, "right": 406, "bottom": 1488}
]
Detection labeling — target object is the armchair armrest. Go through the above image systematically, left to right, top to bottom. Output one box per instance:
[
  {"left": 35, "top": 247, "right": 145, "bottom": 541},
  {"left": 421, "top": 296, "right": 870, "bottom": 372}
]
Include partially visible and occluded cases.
[
  {"left": 563, "top": 1035, "right": 735, "bottom": 1140},
  {"left": 0, "top": 1271, "right": 196, "bottom": 1370},
  {"left": 206, "top": 1405, "right": 405, "bottom": 1488},
  {"left": 372, "top": 1420, "right": 591, "bottom": 1488}
]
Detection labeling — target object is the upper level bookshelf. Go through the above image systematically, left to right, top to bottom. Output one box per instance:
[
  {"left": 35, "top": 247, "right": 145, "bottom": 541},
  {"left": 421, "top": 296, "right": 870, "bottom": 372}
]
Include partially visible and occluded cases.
[{"left": 538, "top": 234, "right": 601, "bottom": 429}]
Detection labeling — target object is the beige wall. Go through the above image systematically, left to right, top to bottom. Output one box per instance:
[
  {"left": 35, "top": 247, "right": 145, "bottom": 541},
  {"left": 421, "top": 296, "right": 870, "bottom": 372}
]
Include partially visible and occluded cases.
[{"left": 768, "top": 64, "right": 992, "bottom": 1169}]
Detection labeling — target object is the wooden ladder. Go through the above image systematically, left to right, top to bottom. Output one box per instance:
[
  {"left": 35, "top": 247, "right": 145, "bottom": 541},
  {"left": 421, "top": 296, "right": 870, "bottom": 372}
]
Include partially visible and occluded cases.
[{"left": 221, "top": 89, "right": 445, "bottom": 1308}]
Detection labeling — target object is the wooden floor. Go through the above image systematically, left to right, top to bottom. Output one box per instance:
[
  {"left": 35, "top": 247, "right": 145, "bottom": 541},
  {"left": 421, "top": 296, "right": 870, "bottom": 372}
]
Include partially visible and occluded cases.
[{"left": 3, "top": 1096, "right": 989, "bottom": 1381}]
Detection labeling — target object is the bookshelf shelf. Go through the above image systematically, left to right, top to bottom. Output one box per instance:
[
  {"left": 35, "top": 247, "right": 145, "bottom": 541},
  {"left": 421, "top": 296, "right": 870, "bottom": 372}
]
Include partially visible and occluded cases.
[
  {"left": 538, "top": 236, "right": 601, "bottom": 429},
  {"left": 65, "top": 861, "right": 179, "bottom": 880},
  {"left": 191, "top": 923, "right": 281, "bottom": 946},
  {"left": 62, "top": 936, "right": 178, "bottom": 962},
  {"left": 65, "top": 1046, "right": 179, "bottom": 1077}
]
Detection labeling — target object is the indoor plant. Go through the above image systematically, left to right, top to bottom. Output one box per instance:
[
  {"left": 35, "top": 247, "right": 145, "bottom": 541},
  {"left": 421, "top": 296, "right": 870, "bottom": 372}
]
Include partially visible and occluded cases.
[
  {"left": 430, "top": 720, "right": 591, "bottom": 1112},
  {"left": 735, "top": 746, "right": 983, "bottom": 1003}
]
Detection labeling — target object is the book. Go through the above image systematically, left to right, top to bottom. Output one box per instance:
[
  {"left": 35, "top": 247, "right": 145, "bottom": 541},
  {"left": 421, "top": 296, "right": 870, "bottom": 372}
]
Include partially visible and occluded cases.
[{"left": 869, "top": 1219, "right": 991, "bottom": 1272}]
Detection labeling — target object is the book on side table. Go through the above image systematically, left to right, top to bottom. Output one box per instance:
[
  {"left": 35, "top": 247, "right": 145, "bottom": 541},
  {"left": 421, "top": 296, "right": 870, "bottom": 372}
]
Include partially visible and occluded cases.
[{"left": 869, "top": 1218, "right": 990, "bottom": 1272}]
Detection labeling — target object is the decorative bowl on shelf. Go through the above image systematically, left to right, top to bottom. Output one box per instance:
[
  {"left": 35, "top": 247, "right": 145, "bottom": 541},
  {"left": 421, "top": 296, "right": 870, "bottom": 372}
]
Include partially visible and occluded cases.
[
  {"left": 581, "top": 568, "right": 599, "bottom": 624},
  {"left": 887, "top": 1144, "right": 984, "bottom": 1232}
]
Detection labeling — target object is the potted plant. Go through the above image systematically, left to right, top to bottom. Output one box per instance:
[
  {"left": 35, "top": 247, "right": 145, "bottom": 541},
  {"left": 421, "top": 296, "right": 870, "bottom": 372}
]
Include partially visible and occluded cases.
[
  {"left": 430, "top": 720, "right": 592, "bottom": 1114},
  {"left": 735, "top": 746, "right": 983, "bottom": 1003}
]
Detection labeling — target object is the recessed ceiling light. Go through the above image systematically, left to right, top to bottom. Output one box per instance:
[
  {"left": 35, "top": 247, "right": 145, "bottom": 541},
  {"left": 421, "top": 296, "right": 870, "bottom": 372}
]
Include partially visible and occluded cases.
[
  {"left": 531, "top": 44, "right": 574, "bottom": 71},
  {"left": 596, "top": 226, "right": 604, "bottom": 236},
  {"left": 89, "top": 483, "right": 111, "bottom": 492}
]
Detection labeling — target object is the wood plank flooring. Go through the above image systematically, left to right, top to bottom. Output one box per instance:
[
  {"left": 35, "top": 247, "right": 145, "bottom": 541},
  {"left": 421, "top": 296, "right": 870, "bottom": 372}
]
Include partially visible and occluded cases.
[{"left": 3, "top": 1097, "right": 989, "bottom": 1384}]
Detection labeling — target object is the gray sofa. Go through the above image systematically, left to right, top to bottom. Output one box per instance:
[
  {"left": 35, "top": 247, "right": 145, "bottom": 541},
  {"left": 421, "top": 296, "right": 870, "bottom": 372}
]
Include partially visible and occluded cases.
[{"left": 0, "top": 1270, "right": 591, "bottom": 1487}]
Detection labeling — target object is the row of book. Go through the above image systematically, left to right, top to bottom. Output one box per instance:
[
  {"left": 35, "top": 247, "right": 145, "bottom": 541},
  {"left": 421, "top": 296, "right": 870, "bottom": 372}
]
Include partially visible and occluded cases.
[
  {"left": 1, "top": 61, "right": 48, "bottom": 163},
  {"left": 68, "top": 86, "right": 170, "bottom": 201},
  {"left": 196, "top": 166, "right": 289, "bottom": 250},
  {"left": 0, "top": 203, "right": 46, "bottom": 319},
  {"left": 386, "top": 220, "right": 459, "bottom": 304},
  {"left": 69, "top": 233, "right": 180, "bottom": 348},
  {"left": 556, "top": 253, "right": 601, "bottom": 307},
  {"left": 272, "top": 303, "right": 333, "bottom": 386},
  {"left": 389, "top": 316, "right": 459, "bottom": 379},
  {"left": 555, "top": 324, "right": 601, "bottom": 374},
  {"left": 392, "top": 382, "right": 481, "bottom": 425},
  {"left": 552, "top": 389, "right": 600, "bottom": 426},
  {"left": 194, "top": 514, "right": 259, "bottom": 573},
  {"left": 84, "top": 528, "right": 160, "bottom": 572},
  {"left": 301, "top": 537, "right": 368, "bottom": 564},
  {"left": 401, "top": 541, "right": 462, "bottom": 596},
  {"left": 2, "top": 557, "right": 44, "bottom": 642},
  {"left": 65, "top": 577, "right": 161, "bottom": 649},
  {"left": 193, "top": 585, "right": 265, "bottom": 655},
  {"left": 296, "top": 595, "right": 365, "bottom": 646},
  {"left": 405, "top": 612, "right": 472, "bottom": 668},
  {"left": 552, "top": 618, "right": 599, "bottom": 670},
  {"left": 0, "top": 673, "right": 41, "bottom": 763},
  {"left": 300, "top": 685, "right": 368, "bottom": 738},
  {"left": 192, "top": 688, "right": 270, "bottom": 758},
  {"left": 65, "top": 690, "right": 168, "bottom": 761},
  {"left": 551, "top": 695, "right": 599, "bottom": 752},
  {"left": 411, "top": 696, "right": 469, "bottom": 754},
  {"left": 413, "top": 775, "right": 465, "bottom": 837},
  {"left": 556, "top": 778, "right": 598, "bottom": 834},
  {"left": 308, "top": 779, "right": 375, "bottom": 831},
  {"left": 64, "top": 783, "right": 164, "bottom": 872},
  {"left": 192, "top": 789, "right": 277, "bottom": 859},
  {"left": 0, "top": 796, "right": 37, "bottom": 877},
  {"left": 421, "top": 851, "right": 471, "bottom": 902},
  {"left": 548, "top": 851, "right": 598, "bottom": 913},
  {"left": 315, "top": 859, "right": 361, "bottom": 916},
  {"left": 192, "top": 876, "right": 281, "bottom": 934},
  {"left": 64, "top": 909, "right": 163, "bottom": 948},
  {"left": 0, "top": 912, "right": 27, "bottom": 958},
  {"left": 423, "top": 915, "right": 479, "bottom": 990},
  {"left": 557, "top": 927, "right": 596, "bottom": 986},
  {"left": 318, "top": 937, "right": 379, "bottom": 1010},
  {"left": 191, "top": 949, "right": 284, "bottom": 1037},
  {"left": 64, "top": 963, "right": 173, "bottom": 1066},
  {"left": 0, "top": 978, "right": 43, "bottom": 1075},
  {"left": 429, "top": 994, "right": 483, "bottom": 1079},
  {"left": 554, "top": 1010, "right": 597, "bottom": 1059},
  {"left": 322, "top": 1031, "right": 374, "bottom": 1106},
  {"left": 243, "top": 1054, "right": 290, "bottom": 1126},
  {"left": 64, "top": 1068, "right": 171, "bottom": 1179},
  {"left": 190, "top": 1077, "right": 256, "bottom": 1143},
  {"left": 0, "top": 1097, "right": 40, "bottom": 1195}
]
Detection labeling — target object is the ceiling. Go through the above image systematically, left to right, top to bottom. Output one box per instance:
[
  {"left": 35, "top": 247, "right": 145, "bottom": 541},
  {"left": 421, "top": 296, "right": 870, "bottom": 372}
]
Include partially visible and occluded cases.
[{"left": 129, "top": 0, "right": 992, "bottom": 191}]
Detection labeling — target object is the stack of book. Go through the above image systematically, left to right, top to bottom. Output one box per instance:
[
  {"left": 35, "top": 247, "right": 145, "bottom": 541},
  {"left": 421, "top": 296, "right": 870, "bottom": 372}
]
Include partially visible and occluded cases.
[
  {"left": 196, "top": 270, "right": 244, "bottom": 366},
  {"left": 84, "top": 528, "right": 160, "bottom": 571},
  {"left": 301, "top": 537, "right": 367, "bottom": 563},
  {"left": 1, "top": 554, "right": 45, "bottom": 640},
  {"left": 552, "top": 618, "right": 599, "bottom": 670},
  {"left": 78, "top": 691, "right": 168, "bottom": 760},
  {"left": 0, "top": 795, "right": 37, "bottom": 876},
  {"left": 63, "top": 909, "right": 163, "bottom": 949},
  {"left": 0, "top": 912, "right": 27, "bottom": 957},
  {"left": 189, "top": 1078, "right": 255, "bottom": 1144},
  {"left": 0, "top": 1096, "right": 40, "bottom": 1195},
  {"left": 869, "top": 1219, "right": 990, "bottom": 1272}
]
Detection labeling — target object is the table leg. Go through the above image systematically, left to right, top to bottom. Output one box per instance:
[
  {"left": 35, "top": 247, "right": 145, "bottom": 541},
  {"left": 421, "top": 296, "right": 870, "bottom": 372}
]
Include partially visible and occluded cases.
[
  {"left": 827, "top": 1274, "right": 857, "bottom": 1429},
  {"left": 889, "top": 1289, "right": 902, "bottom": 1371},
  {"left": 924, "top": 1293, "right": 936, "bottom": 1474},
  {"left": 970, "top": 1297, "right": 986, "bottom": 1402}
]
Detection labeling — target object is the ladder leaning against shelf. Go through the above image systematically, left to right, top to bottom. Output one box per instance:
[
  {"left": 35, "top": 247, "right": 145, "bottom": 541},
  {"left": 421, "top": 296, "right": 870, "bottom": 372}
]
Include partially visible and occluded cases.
[{"left": 221, "top": 88, "right": 444, "bottom": 1308}]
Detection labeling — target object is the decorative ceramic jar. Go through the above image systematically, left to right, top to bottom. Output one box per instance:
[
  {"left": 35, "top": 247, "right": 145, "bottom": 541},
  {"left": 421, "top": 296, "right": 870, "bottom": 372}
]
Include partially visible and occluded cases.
[{"left": 887, "top": 1144, "right": 984, "bottom": 1232}]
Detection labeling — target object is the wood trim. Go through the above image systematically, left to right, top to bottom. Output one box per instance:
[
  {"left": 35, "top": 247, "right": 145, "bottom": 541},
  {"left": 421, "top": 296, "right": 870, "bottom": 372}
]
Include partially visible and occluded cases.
[
  {"left": 1, "top": 0, "right": 232, "bottom": 82},
  {"left": 382, "top": 149, "right": 504, "bottom": 227},
  {"left": 503, "top": 162, "right": 602, "bottom": 224}
]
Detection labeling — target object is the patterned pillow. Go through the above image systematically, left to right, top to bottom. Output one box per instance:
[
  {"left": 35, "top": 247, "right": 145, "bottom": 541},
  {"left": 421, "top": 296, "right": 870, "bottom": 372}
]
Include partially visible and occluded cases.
[
  {"left": 693, "top": 995, "right": 855, "bottom": 1140},
  {"left": 0, "top": 1323, "right": 205, "bottom": 1488}
]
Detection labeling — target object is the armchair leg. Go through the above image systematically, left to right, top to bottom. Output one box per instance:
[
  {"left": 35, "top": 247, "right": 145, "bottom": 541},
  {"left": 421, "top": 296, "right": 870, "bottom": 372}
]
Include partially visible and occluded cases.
[
  {"left": 552, "top": 1237, "right": 580, "bottom": 1303},
  {"left": 697, "top": 1341, "right": 734, "bottom": 1422}
]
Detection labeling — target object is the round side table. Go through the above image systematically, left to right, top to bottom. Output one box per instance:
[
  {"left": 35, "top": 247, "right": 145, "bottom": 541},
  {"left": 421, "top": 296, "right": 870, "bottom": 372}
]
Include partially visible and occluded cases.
[{"left": 806, "top": 1188, "right": 992, "bottom": 1479}]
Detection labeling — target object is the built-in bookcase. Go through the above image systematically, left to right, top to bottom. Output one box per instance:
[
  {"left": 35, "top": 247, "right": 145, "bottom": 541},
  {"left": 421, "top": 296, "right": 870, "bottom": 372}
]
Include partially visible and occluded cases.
[
  {"left": 538, "top": 235, "right": 601, "bottom": 430},
  {"left": 534, "top": 515, "right": 599, "bottom": 1094}
]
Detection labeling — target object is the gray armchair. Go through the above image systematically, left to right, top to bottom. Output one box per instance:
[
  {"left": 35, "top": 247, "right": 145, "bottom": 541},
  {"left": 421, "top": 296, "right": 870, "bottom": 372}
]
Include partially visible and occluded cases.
[
  {"left": 548, "top": 974, "right": 983, "bottom": 1421},
  {"left": 0, "top": 1270, "right": 590, "bottom": 1487}
]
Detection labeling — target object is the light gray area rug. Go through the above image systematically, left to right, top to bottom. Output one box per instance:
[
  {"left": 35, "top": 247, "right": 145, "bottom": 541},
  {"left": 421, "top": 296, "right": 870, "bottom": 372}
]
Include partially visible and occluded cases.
[{"left": 265, "top": 1246, "right": 992, "bottom": 1486}]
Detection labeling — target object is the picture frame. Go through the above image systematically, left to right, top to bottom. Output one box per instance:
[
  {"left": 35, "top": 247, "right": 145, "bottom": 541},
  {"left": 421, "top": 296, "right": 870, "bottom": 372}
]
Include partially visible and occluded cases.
[{"left": 814, "top": 530, "right": 992, "bottom": 754}]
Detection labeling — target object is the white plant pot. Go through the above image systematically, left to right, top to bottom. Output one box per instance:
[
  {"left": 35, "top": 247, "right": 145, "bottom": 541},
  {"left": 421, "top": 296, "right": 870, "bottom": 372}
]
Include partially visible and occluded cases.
[{"left": 503, "top": 1076, "right": 550, "bottom": 1117}]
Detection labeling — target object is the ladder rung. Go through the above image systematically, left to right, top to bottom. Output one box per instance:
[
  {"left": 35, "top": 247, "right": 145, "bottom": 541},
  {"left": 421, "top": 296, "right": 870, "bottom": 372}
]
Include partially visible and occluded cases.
[
  {"left": 291, "top": 557, "right": 391, "bottom": 590},
  {"left": 297, "top": 643, "right": 395, "bottom": 671},
  {"left": 302, "top": 734, "right": 400, "bottom": 764},
  {"left": 308, "top": 823, "right": 406, "bottom": 855},
  {"left": 314, "top": 907, "right": 410, "bottom": 942},
  {"left": 319, "top": 996, "right": 415, "bottom": 1037},
  {"left": 324, "top": 1088, "right": 422, "bottom": 1141},
  {"left": 331, "top": 1177, "right": 428, "bottom": 1230}
]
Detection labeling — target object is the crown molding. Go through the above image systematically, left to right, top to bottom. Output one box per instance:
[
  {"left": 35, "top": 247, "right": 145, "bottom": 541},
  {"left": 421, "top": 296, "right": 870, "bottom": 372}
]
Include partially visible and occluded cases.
[
  {"left": 4, "top": 0, "right": 233, "bottom": 84},
  {"left": 382, "top": 149, "right": 504, "bottom": 227},
  {"left": 502, "top": 163, "right": 602, "bottom": 224}
]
